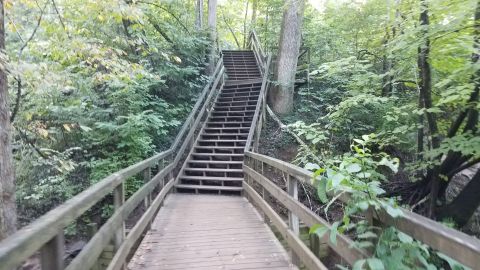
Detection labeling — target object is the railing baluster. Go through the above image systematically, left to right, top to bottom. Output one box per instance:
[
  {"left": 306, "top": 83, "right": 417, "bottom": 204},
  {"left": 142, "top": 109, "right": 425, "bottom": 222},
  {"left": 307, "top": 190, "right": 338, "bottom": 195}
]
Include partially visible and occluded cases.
[
  {"left": 143, "top": 167, "right": 152, "bottom": 208},
  {"left": 287, "top": 174, "right": 300, "bottom": 266},
  {"left": 113, "top": 183, "right": 125, "bottom": 268},
  {"left": 40, "top": 232, "right": 65, "bottom": 270}
]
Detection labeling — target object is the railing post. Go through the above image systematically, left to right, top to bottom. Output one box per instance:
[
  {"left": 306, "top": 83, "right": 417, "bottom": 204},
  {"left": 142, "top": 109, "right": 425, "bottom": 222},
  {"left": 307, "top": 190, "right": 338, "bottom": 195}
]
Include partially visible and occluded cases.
[
  {"left": 189, "top": 119, "right": 195, "bottom": 148},
  {"left": 144, "top": 167, "right": 152, "bottom": 208},
  {"left": 287, "top": 174, "right": 300, "bottom": 266},
  {"left": 113, "top": 183, "right": 125, "bottom": 268},
  {"left": 40, "top": 231, "right": 65, "bottom": 270}
]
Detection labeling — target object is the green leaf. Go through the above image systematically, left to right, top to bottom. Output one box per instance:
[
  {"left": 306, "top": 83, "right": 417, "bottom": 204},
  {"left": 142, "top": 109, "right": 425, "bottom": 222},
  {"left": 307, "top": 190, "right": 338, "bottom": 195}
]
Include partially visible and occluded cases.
[
  {"left": 305, "top": 162, "right": 320, "bottom": 171},
  {"left": 346, "top": 163, "right": 362, "bottom": 173},
  {"left": 331, "top": 172, "right": 346, "bottom": 188},
  {"left": 317, "top": 178, "right": 328, "bottom": 203},
  {"left": 357, "top": 201, "right": 369, "bottom": 211},
  {"left": 330, "top": 221, "right": 340, "bottom": 245},
  {"left": 310, "top": 224, "right": 329, "bottom": 238},
  {"left": 357, "top": 231, "right": 377, "bottom": 239},
  {"left": 397, "top": 231, "right": 413, "bottom": 244},
  {"left": 437, "top": 252, "right": 470, "bottom": 270},
  {"left": 367, "top": 258, "right": 385, "bottom": 270},
  {"left": 353, "top": 259, "right": 366, "bottom": 270}
]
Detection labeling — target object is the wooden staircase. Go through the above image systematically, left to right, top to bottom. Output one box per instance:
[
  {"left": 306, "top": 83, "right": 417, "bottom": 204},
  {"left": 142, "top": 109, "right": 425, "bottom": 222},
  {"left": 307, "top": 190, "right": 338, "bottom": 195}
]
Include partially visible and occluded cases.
[{"left": 175, "top": 50, "right": 263, "bottom": 194}]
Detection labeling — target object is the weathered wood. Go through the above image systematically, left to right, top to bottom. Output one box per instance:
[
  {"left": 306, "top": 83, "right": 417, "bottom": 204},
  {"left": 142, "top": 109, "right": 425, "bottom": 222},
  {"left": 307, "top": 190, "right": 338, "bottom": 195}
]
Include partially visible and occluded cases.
[
  {"left": 0, "top": 53, "right": 226, "bottom": 270},
  {"left": 244, "top": 54, "right": 272, "bottom": 152},
  {"left": 170, "top": 59, "right": 223, "bottom": 153},
  {"left": 0, "top": 150, "right": 170, "bottom": 270},
  {"left": 244, "top": 152, "right": 480, "bottom": 269},
  {"left": 66, "top": 164, "right": 174, "bottom": 270},
  {"left": 243, "top": 165, "right": 368, "bottom": 265},
  {"left": 143, "top": 168, "right": 152, "bottom": 209},
  {"left": 287, "top": 175, "right": 300, "bottom": 266},
  {"left": 107, "top": 178, "right": 175, "bottom": 270},
  {"left": 243, "top": 182, "right": 328, "bottom": 270},
  {"left": 112, "top": 183, "right": 125, "bottom": 269},
  {"left": 129, "top": 194, "right": 296, "bottom": 270},
  {"left": 374, "top": 207, "right": 480, "bottom": 270},
  {"left": 40, "top": 232, "right": 65, "bottom": 270}
]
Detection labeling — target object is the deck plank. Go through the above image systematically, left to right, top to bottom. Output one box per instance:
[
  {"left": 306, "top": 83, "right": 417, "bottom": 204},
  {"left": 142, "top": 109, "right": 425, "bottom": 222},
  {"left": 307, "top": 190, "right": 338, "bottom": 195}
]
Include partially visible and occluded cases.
[{"left": 128, "top": 194, "right": 297, "bottom": 270}]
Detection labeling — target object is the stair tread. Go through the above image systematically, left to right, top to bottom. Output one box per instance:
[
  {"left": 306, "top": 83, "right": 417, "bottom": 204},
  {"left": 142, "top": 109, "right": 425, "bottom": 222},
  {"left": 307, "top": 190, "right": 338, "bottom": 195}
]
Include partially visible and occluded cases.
[
  {"left": 195, "top": 146, "right": 245, "bottom": 150},
  {"left": 192, "top": 153, "right": 244, "bottom": 156},
  {"left": 188, "top": 160, "right": 244, "bottom": 164},
  {"left": 183, "top": 168, "right": 244, "bottom": 172},
  {"left": 180, "top": 175, "right": 244, "bottom": 180},
  {"left": 175, "top": 184, "right": 243, "bottom": 191}
]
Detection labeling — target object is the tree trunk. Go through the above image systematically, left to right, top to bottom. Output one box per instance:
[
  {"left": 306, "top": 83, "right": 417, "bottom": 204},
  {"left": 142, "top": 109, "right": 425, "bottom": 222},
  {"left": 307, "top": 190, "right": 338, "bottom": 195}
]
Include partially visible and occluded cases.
[
  {"left": 0, "top": 0, "right": 17, "bottom": 241},
  {"left": 195, "top": 0, "right": 203, "bottom": 30},
  {"left": 207, "top": 0, "right": 217, "bottom": 74},
  {"left": 243, "top": 0, "right": 249, "bottom": 49},
  {"left": 251, "top": 0, "right": 258, "bottom": 27},
  {"left": 269, "top": 0, "right": 305, "bottom": 115},
  {"left": 382, "top": 0, "right": 393, "bottom": 96},
  {"left": 417, "top": 0, "right": 441, "bottom": 217},
  {"left": 434, "top": 0, "right": 480, "bottom": 222},
  {"left": 438, "top": 170, "right": 480, "bottom": 227}
]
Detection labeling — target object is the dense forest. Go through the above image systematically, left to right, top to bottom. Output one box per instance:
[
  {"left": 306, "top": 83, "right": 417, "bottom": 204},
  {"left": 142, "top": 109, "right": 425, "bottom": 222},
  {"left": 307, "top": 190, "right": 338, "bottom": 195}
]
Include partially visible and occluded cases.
[{"left": 0, "top": 0, "right": 479, "bottom": 269}]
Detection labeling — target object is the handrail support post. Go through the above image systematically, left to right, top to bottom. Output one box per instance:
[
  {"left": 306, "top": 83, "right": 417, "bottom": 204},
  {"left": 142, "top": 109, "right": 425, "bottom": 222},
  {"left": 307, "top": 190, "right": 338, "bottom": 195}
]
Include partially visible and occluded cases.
[
  {"left": 287, "top": 174, "right": 300, "bottom": 266},
  {"left": 113, "top": 183, "right": 125, "bottom": 268},
  {"left": 40, "top": 231, "right": 65, "bottom": 270}
]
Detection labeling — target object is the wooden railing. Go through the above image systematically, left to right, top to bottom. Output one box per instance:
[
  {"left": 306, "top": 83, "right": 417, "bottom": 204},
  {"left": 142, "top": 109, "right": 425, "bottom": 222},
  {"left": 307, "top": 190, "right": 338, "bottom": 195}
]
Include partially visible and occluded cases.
[
  {"left": 247, "top": 30, "right": 267, "bottom": 75},
  {"left": 244, "top": 31, "right": 272, "bottom": 153},
  {"left": 0, "top": 58, "right": 225, "bottom": 270},
  {"left": 242, "top": 151, "right": 480, "bottom": 270}
]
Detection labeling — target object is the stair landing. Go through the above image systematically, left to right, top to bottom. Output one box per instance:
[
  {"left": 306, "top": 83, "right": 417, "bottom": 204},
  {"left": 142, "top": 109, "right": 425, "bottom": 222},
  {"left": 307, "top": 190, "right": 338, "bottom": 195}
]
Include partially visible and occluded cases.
[{"left": 129, "top": 194, "right": 297, "bottom": 270}]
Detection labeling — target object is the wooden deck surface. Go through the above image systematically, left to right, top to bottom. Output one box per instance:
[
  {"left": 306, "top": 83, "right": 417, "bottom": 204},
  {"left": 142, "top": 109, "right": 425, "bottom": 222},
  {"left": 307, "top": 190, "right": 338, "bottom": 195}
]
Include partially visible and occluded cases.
[{"left": 128, "top": 194, "right": 297, "bottom": 270}]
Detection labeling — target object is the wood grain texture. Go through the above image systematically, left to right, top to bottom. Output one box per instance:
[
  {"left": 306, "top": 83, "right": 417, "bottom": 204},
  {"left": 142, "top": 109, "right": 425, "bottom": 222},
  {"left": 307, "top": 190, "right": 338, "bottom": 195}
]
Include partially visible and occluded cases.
[
  {"left": 244, "top": 151, "right": 480, "bottom": 269},
  {"left": 128, "top": 194, "right": 297, "bottom": 270}
]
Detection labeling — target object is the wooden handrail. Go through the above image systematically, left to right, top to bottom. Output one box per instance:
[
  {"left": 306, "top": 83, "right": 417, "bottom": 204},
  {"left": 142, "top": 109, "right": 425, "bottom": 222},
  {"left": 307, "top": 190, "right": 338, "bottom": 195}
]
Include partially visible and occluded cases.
[
  {"left": 248, "top": 30, "right": 266, "bottom": 75},
  {"left": 244, "top": 54, "right": 271, "bottom": 153},
  {"left": 0, "top": 58, "right": 226, "bottom": 270},
  {"left": 244, "top": 151, "right": 480, "bottom": 269},
  {"left": 243, "top": 164, "right": 369, "bottom": 266}
]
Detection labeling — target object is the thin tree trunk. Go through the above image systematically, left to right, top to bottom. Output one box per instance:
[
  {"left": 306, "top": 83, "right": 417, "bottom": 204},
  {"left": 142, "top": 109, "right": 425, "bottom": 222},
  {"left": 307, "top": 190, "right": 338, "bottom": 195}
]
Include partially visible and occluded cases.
[
  {"left": 0, "top": 0, "right": 17, "bottom": 241},
  {"left": 195, "top": 0, "right": 203, "bottom": 30},
  {"left": 207, "top": 0, "right": 217, "bottom": 74},
  {"left": 243, "top": 0, "right": 249, "bottom": 49},
  {"left": 251, "top": 0, "right": 258, "bottom": 27},
  {"left": 269, "top": 0, "right": 306, "bottom": 115},
  {"left": 382, "top": 0, "right": 393, "bottom": 96},
  {"left": 417, "top": 0, "right": 441, "bottom": 217},
  {"left": 222, "top": 9, "right": 241, "bottom": 48}
]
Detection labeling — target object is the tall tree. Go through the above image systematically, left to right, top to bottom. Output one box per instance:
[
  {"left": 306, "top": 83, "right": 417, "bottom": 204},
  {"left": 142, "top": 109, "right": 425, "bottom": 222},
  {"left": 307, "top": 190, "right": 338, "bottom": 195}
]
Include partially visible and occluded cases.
[
  {"left": 0, "top": 0, "right": 17, "bottom": 241},
  {"left": 195, "top": 0, "right": 204, "bottom": 30},
  {"left": 207, "top": 0, "right": 217, "bottom": 74},
  {"left": 243, "top": 0, "right": 249, "bottom": 49},
  {"left": 251, "top": 0, "right": 258, "bottom": 27},
  {"left": 269, "top": 0, "right": 306, "bottom": 114}
]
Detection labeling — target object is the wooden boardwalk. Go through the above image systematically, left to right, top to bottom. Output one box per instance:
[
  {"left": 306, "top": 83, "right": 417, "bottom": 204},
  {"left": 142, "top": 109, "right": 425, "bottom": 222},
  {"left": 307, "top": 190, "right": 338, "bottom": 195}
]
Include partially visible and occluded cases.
[{"left": 128, "top": 194, "right": 297, "bottom": 270}]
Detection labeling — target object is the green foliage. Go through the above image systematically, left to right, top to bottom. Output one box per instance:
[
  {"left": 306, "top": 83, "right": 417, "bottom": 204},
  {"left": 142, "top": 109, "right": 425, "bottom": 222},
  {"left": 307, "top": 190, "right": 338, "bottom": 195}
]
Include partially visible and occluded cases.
[{"left": 7, "top": 0, "right": 209, "bottom": 225}]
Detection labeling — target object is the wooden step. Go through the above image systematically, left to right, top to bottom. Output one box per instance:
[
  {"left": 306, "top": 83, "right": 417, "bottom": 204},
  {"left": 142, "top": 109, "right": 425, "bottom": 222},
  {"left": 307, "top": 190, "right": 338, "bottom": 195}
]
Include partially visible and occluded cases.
[
  {"left": 187, "top": 160, "right": 244, "bottom": 165},
  {"left": 184, "top": 168, "right": 244, "bottom": 173},
  {"left": 179, "top": 175, "right": 244, "bottom": 181},
  {"left": 175, "top": 184, "right": 243, "bottom": 192}
]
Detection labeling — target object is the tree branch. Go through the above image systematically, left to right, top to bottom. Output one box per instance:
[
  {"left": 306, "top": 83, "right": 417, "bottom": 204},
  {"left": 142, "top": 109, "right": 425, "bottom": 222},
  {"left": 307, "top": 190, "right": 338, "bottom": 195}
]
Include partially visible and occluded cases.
[
  {"left": 19, "top": 0, "right": 48, "bottom": 59},
  {"left": 50, "top": 0, "right": 70, "bottom": 38},
  {"left": 137, "top": 0, "right": 190, "bottom": 34},
  {"left": 221, "top": 9, "right": 241, "bottom": 48},
  {"left": 148, "top": 18, "right": 174, "bottom": 44},
  {"left": 9, "top": 78, "right": 21, "bottom": 123},
  {"left": 17, "top": 128, "right": 48, "bottom": 159}
]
